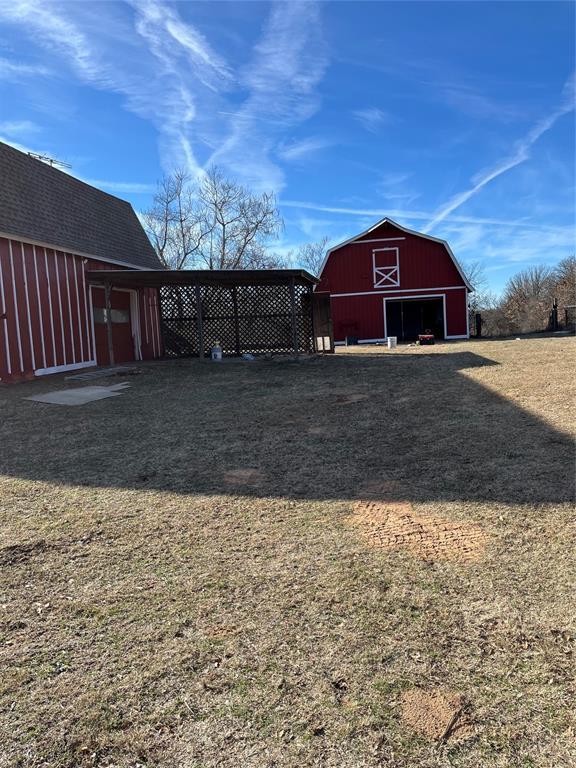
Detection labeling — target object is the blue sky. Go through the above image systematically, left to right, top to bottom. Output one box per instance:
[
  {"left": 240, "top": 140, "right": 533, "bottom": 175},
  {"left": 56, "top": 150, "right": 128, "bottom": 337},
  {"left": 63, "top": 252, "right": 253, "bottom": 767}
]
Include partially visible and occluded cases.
[{"left": 0, "top": 0, "right": 574, "bottom": 293}]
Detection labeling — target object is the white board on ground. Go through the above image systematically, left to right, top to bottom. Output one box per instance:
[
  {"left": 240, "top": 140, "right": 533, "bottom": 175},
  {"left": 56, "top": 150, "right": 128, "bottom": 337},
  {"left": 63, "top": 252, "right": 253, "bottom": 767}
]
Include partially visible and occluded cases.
[{"left": 26, "top": 382, "right": 131, "bottom": 406}]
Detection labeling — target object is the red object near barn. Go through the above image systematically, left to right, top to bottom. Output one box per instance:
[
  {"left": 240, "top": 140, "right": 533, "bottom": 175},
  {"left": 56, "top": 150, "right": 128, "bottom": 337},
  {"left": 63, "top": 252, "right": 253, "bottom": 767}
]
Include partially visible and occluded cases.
[{"left": 316, "top": 217, "right": 472, "bottom": 344}]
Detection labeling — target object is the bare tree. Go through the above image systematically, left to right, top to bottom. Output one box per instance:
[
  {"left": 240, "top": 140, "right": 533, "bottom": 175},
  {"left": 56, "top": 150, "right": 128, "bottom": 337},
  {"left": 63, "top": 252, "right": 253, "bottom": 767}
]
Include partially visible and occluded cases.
[
  {"left": 143, "top": 167, "right": 284, "bottom": 270},
  {"left": 196, "top": 167, "right": 284, "bottom": 269},
  {"left": 142, "top": 171, "right": 210, "bottom": 270},
  {"left": 294, "top": 236, "right": 330, "bottom": 276},
  {"left": 553, "top": 255, "right": 576, "bottom": 309},
  {"left": 462, "top": 260, "right": 497, "bottom": 312},
  {"left": 502, "top": 264, "right": 555, "bottom": 333}
]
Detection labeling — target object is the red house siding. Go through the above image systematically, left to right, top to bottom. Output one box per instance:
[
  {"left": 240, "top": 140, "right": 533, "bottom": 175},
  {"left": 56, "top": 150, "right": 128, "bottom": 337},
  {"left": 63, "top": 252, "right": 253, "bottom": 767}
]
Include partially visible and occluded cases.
[
  {"left": 317, "top": 220, "right": 470, "bottom": 343},
  {"left": 0, "top": 236, "right": 163, "bottom": 383}
]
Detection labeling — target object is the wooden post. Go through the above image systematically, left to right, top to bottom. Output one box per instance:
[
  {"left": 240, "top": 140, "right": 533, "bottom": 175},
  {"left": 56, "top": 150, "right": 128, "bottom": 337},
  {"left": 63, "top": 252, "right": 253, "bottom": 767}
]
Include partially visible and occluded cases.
[
  {"left": 289, "top": 278, "right": 298, "bottom": 354},
  {"left": 104, "top": 282, "right": 115, "bottom": 366},
  {"left": 195, "top": 283, "right": 204, "bottom": 358},
  {"left": 308, "top": 285, "right": 315, "bottom": 354},
  {"left": 232, "top": 286, "right": 241, "bottom": 356},
  {"left": 156, "top": 287, "right": 165, "bottom": 357},
  {"left": 552, "top": 298, "right": 558, "bottom": 332}
]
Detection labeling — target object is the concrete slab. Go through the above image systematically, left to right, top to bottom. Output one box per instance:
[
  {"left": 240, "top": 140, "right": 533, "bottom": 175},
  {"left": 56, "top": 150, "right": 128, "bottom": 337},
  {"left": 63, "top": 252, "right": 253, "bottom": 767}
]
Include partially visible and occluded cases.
[{"left": 26, "top": 382, "right": 131, "bottom": 406}]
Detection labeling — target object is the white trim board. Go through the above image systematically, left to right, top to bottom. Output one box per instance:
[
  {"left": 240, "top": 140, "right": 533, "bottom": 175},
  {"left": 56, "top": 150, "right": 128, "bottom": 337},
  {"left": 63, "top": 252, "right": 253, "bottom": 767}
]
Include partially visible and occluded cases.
[
  {"left": 317, "top": 216, "right": 473, "bottom": 291},
  {"left": 352, "top": 237, "right": 405, "bottom": 244},
  {"left": 8, "top": 240, "right": 24, "bottom": 372},
  {"left": 20, "top": 242, "right": 37, "bottom": 370},
  {"left": 32, "top": 246, "right": 47, "bottom": 369},
  {"left": 43, "top": 247, "right": 57, "bottom": 369},
  {"left": 0, "top": 248, "right": 11, "bottom": 375},
  {"left": 88, "top": 285, "right": 97, "bottom": 368},
  {"left": 331, "top": 285, "right": 467, "bottom": 298},
  {"left": 334, "top": 335, "right": 469, "bottom": 345},
  {"left": 334, "top": 337, "right": 387, "bottom": 345},
  {"left": 34, "top": 359, "right": 96, "bottom": 377}
]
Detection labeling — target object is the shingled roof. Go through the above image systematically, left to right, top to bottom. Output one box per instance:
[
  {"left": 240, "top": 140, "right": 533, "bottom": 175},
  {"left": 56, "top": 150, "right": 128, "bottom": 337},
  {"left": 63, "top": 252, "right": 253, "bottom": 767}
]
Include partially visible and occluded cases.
[{"left": 0, "top": 141, "right": 161, "bottom": 269}]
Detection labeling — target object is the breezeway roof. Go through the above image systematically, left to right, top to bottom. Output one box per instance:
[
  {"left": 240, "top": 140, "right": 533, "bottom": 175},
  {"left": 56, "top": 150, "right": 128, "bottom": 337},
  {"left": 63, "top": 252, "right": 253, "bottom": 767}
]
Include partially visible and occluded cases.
[{"left": 86, "top": 268, "right": 319, "bottom": 288}]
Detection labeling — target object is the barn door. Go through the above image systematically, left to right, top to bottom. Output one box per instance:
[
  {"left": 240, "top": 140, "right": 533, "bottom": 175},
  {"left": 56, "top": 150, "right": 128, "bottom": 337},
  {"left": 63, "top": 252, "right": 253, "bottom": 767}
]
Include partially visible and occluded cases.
[
  {"left": 91, "top": 287, "right": 137, "bottom": 365},
  {"left": 312, "top": 292, "right": 334, "bottom": 352},
  {"left": 385, "top": 298, "right": 445, "bottom": 341}
]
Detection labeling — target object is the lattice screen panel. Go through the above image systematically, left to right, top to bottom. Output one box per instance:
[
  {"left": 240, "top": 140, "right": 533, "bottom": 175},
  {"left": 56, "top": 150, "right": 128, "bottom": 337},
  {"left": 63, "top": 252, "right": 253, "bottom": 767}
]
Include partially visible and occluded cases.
[
  {"left": 159, "top": 283, "right": 314, "bottom": 357},
  {"left": 160, "top": 286, "right": 199, "bottom": 357}
]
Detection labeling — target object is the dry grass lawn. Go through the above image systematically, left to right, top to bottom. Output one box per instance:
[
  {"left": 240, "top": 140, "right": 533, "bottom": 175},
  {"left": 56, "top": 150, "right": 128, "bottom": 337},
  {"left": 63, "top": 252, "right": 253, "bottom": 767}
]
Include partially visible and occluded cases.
[{"left": 0, "top": 337, "right": 575, "bottom": 768}]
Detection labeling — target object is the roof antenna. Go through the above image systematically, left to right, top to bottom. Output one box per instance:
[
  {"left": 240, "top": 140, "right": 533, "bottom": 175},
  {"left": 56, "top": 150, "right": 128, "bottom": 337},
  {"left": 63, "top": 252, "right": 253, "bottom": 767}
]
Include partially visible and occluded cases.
[{"left": 27, "top": 151, "right": 72, "bottom": 169}]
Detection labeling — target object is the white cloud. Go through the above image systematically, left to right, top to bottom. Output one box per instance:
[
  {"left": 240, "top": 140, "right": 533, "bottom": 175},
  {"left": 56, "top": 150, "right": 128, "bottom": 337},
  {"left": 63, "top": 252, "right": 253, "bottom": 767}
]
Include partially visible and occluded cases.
[
  {"left": 0, "top": 0, "right": 232, "bottom": 177},
  {"left": 0, "top": 0, "right": 328, "bottom": 190},
  {"left": 130, "top": 0, "right": 232, "bottom": 93},
  {"left": 0, "top": 1, "right": 105, "bottom": 81},
  {"left": 208, "top": 1, "right": 328, "bottom": 191},
  {"left": 0, "top": 56, "right": 51, "bottom": 80},
  {"left": 424, "top": 72, "right": 576, "bottom": 233},
  {"left": 440, "top": 84, "right": 522, "bottom": 122},
  {"left": 352, "top": 107, "right": 392, "bottom": 133},
  {"left": 0, "top": 119, "right": 41, "bottom": 137},
  {"left": 277, "top": 136, "right": 332, "bottom": 162},
  {"left": 376, "top": 172, "right": 420, "bottom": 205},
  {"left": 82, "top": 179, "right": 156, "bottom": 194},
  {"left": 279, "top": 199, "right": 567, "bottom": 233},
  {"left": 295, "top": 215, "right": 334, "bottom": 238},
  {"left": 442, "top": 220, "right": 576, "bottom": 278}
]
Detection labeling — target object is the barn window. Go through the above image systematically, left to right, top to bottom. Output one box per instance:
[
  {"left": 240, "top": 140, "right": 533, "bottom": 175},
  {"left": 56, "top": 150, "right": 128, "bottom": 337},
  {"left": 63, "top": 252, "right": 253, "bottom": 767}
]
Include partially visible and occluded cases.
[
  {"left": 373, "top": 247, "right": 400, "bottom": 287},
  {"left": 93, "top": 308, "right": 130, "bottom": 324}
]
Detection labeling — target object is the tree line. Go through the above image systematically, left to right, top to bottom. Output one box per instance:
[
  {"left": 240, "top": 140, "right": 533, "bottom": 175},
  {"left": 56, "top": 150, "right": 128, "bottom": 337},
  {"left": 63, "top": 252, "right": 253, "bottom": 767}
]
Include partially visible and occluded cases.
[{"left": 467, "top": 258, "right": 576, "bottom": 335}]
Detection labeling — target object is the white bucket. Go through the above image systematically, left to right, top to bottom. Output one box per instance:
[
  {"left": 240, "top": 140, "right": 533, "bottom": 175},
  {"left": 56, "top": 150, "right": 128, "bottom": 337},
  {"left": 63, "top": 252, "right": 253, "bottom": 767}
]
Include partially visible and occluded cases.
[
  {"left": 387, "top": 336, "right": 397, "bottom": 349},
  {"left": 211, "top": 345, "right": 223, "bottom": 361}
]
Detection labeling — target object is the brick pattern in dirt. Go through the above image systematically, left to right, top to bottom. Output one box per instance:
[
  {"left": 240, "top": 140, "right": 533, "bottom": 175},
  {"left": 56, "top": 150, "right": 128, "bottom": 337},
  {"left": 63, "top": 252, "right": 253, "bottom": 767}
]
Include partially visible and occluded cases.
[
  {"left": 349, "top": 499, "right": 488, "bottom": 562},
  {"left": 400, "top": 688, "right": 475, "bottom": 743}
]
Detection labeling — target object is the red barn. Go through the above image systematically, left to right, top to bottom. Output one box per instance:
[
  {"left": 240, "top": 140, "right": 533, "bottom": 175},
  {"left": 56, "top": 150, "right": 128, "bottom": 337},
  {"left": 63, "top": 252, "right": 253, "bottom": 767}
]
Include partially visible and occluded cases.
[
  {"left": 0, "top": 141, "right": 163, "bottom": 382},
  {"left": 316, "top": 217, "right": 472, "bottom": 343}
]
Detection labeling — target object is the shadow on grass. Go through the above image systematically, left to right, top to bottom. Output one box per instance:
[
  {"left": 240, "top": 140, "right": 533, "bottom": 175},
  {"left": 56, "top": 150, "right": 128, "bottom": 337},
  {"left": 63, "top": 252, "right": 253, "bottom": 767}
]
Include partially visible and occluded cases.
[{"left": 1, "top": 350, "right": 573, "bottom": 505}]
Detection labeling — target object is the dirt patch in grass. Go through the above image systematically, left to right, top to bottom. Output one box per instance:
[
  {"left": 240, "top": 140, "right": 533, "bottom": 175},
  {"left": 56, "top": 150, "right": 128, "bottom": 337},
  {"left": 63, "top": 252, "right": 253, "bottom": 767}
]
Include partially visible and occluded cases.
[
  {"left": 350, "top": 500, "right": 489, "bottom": 562},
  {"left": 0, "top": 539, "right": 49, "bottom": 566},
  {"left": 400, "top": 688, "right": 475, "bottom": 743}
]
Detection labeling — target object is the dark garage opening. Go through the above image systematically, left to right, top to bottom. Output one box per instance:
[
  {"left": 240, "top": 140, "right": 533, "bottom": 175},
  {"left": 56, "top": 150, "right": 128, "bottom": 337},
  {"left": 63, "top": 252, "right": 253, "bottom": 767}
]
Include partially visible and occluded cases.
[{"left": 386, "top": 297, "right": 445, "bottom": 341}]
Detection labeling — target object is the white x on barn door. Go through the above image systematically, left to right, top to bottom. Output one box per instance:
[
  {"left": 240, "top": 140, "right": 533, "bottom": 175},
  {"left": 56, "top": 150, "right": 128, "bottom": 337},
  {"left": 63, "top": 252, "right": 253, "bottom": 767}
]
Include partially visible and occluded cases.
[{"left": 373, "top": 247, "right": 400, "bottom": 288}]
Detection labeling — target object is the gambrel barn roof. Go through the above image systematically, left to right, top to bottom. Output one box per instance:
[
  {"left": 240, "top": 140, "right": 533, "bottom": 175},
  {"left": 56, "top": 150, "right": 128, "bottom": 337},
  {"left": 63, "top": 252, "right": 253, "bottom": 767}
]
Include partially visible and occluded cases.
[
  {"left": 0, "top": 140, "right": 161, "bottom": 270},
  {"left": 320, "top": 216, "right": 473, "bottom": 291}
]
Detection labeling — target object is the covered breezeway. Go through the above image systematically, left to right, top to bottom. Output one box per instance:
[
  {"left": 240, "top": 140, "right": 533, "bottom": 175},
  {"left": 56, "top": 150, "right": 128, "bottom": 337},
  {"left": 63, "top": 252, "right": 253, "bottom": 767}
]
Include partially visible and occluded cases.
[{"left": 86, "top": 269, "right": 327, "bottom": 361}]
